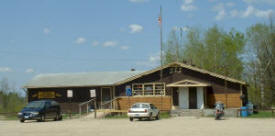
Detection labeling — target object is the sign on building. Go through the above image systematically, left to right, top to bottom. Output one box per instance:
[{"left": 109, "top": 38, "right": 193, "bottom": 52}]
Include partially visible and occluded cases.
[
  {"left": 126, "top": 85, "right": 132, "bottom": 96},
  {"left": 90, "top": 89, "right": 96, "bottom": 98},
  {"left": 67, "top": 90, "right": 73, "bottom": 98},
  {"left": 38, "top": 91, "right": 55, "bottom": 99}
]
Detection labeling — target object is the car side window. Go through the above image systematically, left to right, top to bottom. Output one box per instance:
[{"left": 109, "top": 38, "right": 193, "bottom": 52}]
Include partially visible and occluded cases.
[
  {"left": 51, "top": 101, "right": 57, "bottom": 106},
  {"left": 150, "top": 104, "right": 155, "bottom": 109}
]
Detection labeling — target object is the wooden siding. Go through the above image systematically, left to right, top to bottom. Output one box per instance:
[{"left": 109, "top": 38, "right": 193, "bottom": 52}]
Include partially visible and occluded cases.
[
  {"left": 115, "top": 65, "right": 247, "bottom": 108},
  {"left": 116, "top": 66, "right": 244, "bottom": 95},
  {"left": 28, "top": 87, "right": 101, "bottom": 103},
  {"left": 207, "top": 93, "right": 242, "bottom": 108},
  {"left": 116, "top": 96, "right": 172, "bottom": 111}
]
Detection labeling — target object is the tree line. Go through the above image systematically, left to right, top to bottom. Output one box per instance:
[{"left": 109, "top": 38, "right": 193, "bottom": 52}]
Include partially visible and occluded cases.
[
  {"left": 163, "top": 18, "right": 274, "bottom": 108},
  {"left": 0, "top": 78, "right": 26, "bottom": 113}
]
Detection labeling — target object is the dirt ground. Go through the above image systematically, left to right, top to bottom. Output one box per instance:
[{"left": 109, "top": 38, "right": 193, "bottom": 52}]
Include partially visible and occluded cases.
[{"left": 0, "top": 117, "right": 275, "bottom": 136}]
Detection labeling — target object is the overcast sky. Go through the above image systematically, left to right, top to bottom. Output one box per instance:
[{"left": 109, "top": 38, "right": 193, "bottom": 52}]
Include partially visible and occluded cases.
[{"left": 0, "top": 0, "right": 274, "bottom": 91}]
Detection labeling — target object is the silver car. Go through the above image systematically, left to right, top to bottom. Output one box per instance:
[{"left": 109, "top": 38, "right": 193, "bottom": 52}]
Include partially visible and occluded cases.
[{"left": 127, "top": 103, "right": 160, "bottom": 121}]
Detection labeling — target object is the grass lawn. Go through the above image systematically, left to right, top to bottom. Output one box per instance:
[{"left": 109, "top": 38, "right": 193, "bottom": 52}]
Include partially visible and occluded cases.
[
  {"left": 247, "top": 111, "right": 275, "bottom": 118},
  {"left": 62, "top": 113, "right": 80, "bottom": 119},
  {"left": 0, "top": 114, "right": 18, "bottom": 120}
]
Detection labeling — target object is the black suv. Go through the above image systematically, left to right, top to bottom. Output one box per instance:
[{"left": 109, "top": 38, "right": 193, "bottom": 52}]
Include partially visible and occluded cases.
[{"left": 18, "top": 100, "right": 62, "bottom": 122}]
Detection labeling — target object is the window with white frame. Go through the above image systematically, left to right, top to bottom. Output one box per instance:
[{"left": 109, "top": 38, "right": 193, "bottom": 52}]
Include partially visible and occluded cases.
[{"left": 132, "top": 83, "right": 165, "bottom": 96}]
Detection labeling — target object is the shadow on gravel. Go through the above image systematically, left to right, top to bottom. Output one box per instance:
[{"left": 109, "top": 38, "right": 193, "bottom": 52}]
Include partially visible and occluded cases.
[{"left": 21, "top": 119, "right": 62, "bottom": 123}]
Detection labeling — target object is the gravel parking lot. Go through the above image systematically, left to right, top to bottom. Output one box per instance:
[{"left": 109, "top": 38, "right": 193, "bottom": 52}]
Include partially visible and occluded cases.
[{"left": 0, "top": 117, "right": 275, "bottom": 136}]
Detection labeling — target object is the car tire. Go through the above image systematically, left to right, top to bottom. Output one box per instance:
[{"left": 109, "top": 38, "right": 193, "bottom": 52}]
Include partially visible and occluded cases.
[
  {"left": 54, "top": 113, "right": 58, "bottom": 121},
  {"left": 148, "top": 113, "right": 153, "bottom": 121},
  {"left": 156, "top": 113, "right": 160, "bottom": 120},
  {"left": 40, "top": 114, "right": 45, "bottom": 122},
  {"left": 58, "top": 115, "right": 62, "bottom": 121},
  {"left": 129, "top": 117, "right": 133, "bottom": 121},
  {"left": 20, "top": 119, "right": 24, "bottom": 123}
]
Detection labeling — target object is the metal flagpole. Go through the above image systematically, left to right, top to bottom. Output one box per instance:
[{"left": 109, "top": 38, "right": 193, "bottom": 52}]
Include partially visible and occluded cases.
[
  {"left": 158, "top": 5, "right": 164, "bottom": 111},
  {"left": 159, "top": 6, "right": 163, "bottom": 81}
]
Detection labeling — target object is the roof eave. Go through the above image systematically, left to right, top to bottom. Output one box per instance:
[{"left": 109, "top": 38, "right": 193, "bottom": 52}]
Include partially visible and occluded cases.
[
  {"left": 115, "top": 61, "right": 247, "bottom": 85},
  {"left": 23, "top": 84, "right": 116, "bottom": 89}
]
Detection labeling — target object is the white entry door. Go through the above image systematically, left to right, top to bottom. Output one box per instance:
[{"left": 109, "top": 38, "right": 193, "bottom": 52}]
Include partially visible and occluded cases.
[
  {"left": 178, "top": 87, "right": 189, "bottom": 109},
  {"left": 178, "top": 87, "right": 204, "bottom": 109},
  {"left": 196, "top": 87, "right": 204, "bottom": 109}
]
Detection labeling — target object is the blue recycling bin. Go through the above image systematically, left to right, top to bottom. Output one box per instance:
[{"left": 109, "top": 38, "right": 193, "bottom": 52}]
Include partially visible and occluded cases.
[{"left": 241, "top": 106, "right": 248, "bottom": 117}]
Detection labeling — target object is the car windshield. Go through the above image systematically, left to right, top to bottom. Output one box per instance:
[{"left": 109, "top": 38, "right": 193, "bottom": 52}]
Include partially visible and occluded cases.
[
  {"left": 25, "top": 101, "right": 45, "bottom": 108},
  {"left": 131, "top": 104, "right": 149, "bottom": 108}
]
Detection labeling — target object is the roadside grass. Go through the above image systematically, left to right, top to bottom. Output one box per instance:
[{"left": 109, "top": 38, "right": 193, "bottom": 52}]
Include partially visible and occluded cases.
[
  {"left": 247, "top": 111, "right": 275, "bottom": 118},
  {"left": 105, "top": 112, "right": 171, "bottom": 119},
  {"left": 159, "top": 112, "right": 171, "bottom": 119},
  {"left": 62, "top": 113, "right": 80, "bottom": 119},
  {"left": 0, "top": 114, "right": 18, "bottom": 120},
  {"left": 4, "top": 114, "right": 18, "bottom": 120}
]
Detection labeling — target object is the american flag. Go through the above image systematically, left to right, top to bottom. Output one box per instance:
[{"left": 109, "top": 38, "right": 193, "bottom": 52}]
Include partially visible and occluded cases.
[{"left": 158, "top": 14, "right": 162, "bottom": 26}]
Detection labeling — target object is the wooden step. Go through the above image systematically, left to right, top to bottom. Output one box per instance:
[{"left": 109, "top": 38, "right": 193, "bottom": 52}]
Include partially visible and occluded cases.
[{"left": 171, "top": 109, "right": 203, "bottom": 117}]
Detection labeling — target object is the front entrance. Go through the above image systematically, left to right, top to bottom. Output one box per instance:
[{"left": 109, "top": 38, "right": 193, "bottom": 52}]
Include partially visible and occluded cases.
[
  {"left": 101, "top": 87, "right": 112, "bottom": 108},
  {"left": 178, "top": 87, "right": 204, "bottom": 109},
  {"left": 189, "top": 87, "right": 197, "bottom": 109},
  {"left": 179, "top": 88, "right": 189, "bottom": 109}
]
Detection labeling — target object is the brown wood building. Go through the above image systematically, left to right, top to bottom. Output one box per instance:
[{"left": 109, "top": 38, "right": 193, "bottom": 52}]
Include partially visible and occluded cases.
[{"left": 24, "top": 62, "right": 248, "bottom": 112}]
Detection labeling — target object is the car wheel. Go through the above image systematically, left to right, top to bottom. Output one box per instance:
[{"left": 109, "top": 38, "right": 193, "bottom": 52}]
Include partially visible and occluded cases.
[
  {"left": 54, "top": 113, "right": 58, "bottom": 121},
  {"left": 148, "top": 113, "right": 153, "bottom": 121},
  {"left": 156, "top": 113, "right": 160, "bottom": 120},
  {"left": 40, "top": 114, "right": 45, "bottom": 122},
  {"left": 58, "top": 115, "right": 62, "bottom": 121},
  {"left": 129, "top": 117, "right": 133, "bottom": 122},
  {"left": 20, "top": 119, "right": 25, "bottom": 123}
]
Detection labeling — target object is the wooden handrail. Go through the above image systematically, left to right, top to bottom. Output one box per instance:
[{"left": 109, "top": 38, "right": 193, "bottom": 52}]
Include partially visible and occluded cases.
[
  {"left": 101, "top": 97, "right": 120, "bottom": 106},
  {"left": 79, "top": 98, "right": 97, "bottom": 118},
  {"left": 79, "top": 98, "right": 96, "bottom": 106}
]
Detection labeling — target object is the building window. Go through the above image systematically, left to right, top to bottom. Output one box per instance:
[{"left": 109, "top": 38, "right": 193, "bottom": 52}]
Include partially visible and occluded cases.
[{"left": 132, "top": 83, "right": 165, "bottom": 96}]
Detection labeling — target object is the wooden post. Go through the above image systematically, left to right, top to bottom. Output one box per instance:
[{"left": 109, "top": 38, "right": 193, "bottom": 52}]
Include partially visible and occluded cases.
[
  {"left": 224, "top": 79, "right": 228, "bottom": 108},
  {"left": 153, "top": 83, "right": 155, "bottom": 95},
  {"left": 142, "top": 84, "right": 145, "bottom": 96},
  {"left": 240, "top": 84, "right": 243, "bottom": 107},
  {"left": 113, "top": 86, "right": 115, "bottom": 109},
  {"left": 100, "top": 87, "right": 102, "bottom": 109},
  {"left": 110, "top": 87, "right": 113, "bottom": 109},
  {"left": 204, "top": 87, "right": 207, "bottom": 108},
  {"left": 171, "top": 88, "right": 174, "bottom": 109},
  {"left": 128, "top": 96, "right": 130, "bottom": 109},
  {"left": 69, "top": 98, "right": 72, "bottom": 119},
  {"left": 94, "top": 100, "right": 97, "bottom": 118},
  {"left": 86, "top": 103, "right": 89, "bottom": 114},
  {"left": 79, "top": 105, "right": 81, "bottom": 117}
]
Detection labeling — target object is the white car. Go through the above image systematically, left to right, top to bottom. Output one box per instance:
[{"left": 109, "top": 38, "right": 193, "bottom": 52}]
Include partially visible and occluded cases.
[{"left": 127, "top": 103, "right": 160, "bottom": 121}]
